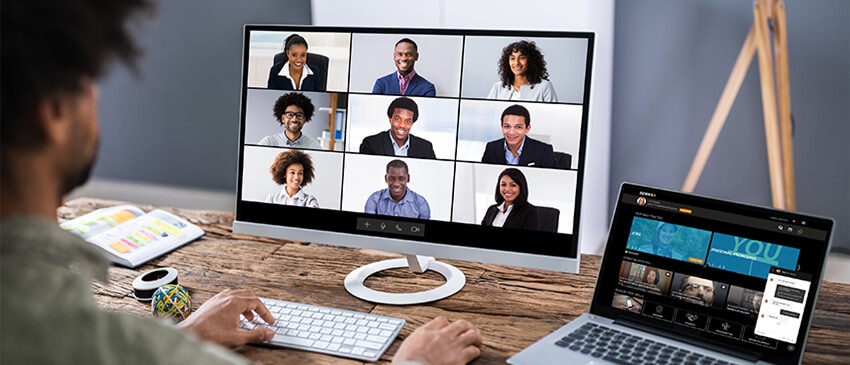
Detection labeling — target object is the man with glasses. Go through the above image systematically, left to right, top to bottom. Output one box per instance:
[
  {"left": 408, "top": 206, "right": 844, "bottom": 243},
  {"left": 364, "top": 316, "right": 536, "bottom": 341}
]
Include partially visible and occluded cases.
[
  {"left": 259, "top": 92, "right": 322, "bottom": 149},
  {"left": 359, "top": 97, "right": 436, "bottom": 158},
  {"left": 677, "top": 275, "right": 717, "bottom": 307}
]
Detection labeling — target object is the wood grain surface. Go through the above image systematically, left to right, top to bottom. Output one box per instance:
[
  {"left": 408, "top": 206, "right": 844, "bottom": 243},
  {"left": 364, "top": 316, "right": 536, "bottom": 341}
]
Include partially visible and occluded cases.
[{"left": 60, "top": 198, "right": 850, "bottom": 365}]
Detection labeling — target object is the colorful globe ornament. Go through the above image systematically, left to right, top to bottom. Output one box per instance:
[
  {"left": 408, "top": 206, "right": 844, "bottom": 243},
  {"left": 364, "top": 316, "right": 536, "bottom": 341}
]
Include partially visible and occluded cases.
[{"left": 151, "top": 284, "right": 192, "bottom": 322}]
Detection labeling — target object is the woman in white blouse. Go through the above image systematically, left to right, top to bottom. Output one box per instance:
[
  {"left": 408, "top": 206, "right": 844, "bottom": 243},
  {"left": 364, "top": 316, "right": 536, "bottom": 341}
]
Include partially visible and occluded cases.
[
  {"left": 487, "top": 40, "right": 558, "bottom": 102},
  {"left": 265, "top": 149, "right": 319, "bottom": 208}
]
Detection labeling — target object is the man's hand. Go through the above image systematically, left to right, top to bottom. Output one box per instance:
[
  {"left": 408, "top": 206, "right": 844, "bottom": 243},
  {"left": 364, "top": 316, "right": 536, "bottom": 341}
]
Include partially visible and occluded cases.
[
  {"left": 177, "top": 288, "right": 275, "bottom": 348},
  {"left": 393, "top": 316, "right": 483, "bottom": 365}
]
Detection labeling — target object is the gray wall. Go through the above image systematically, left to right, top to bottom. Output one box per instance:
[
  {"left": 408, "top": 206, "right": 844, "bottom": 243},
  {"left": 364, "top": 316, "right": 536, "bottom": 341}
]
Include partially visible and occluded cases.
[
  {"left": 92, "top": 0, "right": 848, "bottom": 252},
  {"left": 94, "top": 0, "right": 312, "bottom": 190},
  {"left": 611, "top": 0, "right": 849, "bottom": 253}
]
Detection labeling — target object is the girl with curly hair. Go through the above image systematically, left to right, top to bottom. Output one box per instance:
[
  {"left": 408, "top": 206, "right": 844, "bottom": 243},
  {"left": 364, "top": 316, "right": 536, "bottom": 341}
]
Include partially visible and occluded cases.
[
  {"left": 487, "top": 40, "right": 558, "bottom": 102},
  {"left": 265, "top": 149, "right": 319, "bottom": 207}
]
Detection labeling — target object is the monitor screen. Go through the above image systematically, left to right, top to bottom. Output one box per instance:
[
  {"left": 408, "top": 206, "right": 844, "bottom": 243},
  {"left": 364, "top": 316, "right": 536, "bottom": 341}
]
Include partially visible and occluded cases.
[{"left": 234, "top": 25, "right": 595, "bottom": 301}]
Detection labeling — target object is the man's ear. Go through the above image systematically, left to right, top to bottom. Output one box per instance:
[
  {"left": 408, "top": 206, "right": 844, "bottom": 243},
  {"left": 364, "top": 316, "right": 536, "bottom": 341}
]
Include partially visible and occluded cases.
[{"left": 36, "top": 95, "right": 73, "bottom": 147}]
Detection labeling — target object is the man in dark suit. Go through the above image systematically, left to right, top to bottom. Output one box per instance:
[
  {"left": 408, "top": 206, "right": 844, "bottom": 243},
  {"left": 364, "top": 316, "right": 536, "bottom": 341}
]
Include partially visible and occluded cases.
[
  {"left": 372, "top": 38, "right": 436, "bottom": 97},
  {"left": 360, "top": 97, "right": 436, "bottom": 159},
  {"left": 481, "top": 104, "right": 557, "bottom": 167}
]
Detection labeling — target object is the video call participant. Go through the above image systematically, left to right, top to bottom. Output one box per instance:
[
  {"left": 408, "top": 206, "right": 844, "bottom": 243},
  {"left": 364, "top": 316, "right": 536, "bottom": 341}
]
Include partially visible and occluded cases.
[
  {"left": 0, "top": 1, "right": 482, "bottom": 364},
  {"left": 267, "top": 34, "right": 326, "bottom": 91},
  {"left": 372, "top": 38, "right": 436, "bottom": 97},
  {"left": 487, "top": 40, "right": 558, "bottom": 102},
  {"left": 258, "top": 92, "right": 321, "bottom": 149},
  {"left": 360, "top": 97, "right": 436, "bottom": 159},
  {"left": 481, "top": 104, "right": 557, "bottom": 168},
  {"left": 265, "top": 150, "right": 319, "bottom": 207},
  {"left": 365, "top": 159, "right": 430, "bottom": 219},
  {"left": 481, "top": 168, "right": 540, "bottom": 230},
  {"left": 639, "top": 222, "right": 684, "bottom": 260},
  {"left": 643, "top": 268, "right": 662, "bottom": 293},
  {"left": 676, "top": 275, "right": 717, "bottom": 307},
  {"left": 751, "top": 292, "right": 763, "bottom": 313}
]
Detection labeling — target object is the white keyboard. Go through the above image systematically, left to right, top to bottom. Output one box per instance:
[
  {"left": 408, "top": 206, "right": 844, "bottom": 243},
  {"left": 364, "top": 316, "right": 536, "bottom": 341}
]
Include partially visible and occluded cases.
[{"left": 240, "top": 297, "right": 405, "bottom": 361}]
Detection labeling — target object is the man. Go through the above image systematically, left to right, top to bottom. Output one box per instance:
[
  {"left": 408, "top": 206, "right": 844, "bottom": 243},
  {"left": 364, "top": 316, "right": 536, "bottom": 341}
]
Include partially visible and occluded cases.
[
  {"left": 0, "top": 1, "right": 481, "bottom": 364},
  {"left": 372, "top": 38, "right": 436, "bottom": 96},
  {"left": 258, "top": 92, "right": 322, "bottom": 149},
  {"left": 360, "top": 97, "right": 436, "bottom": 158},
  {"left": 481, "top": 104, "right": 557, "bottom": 168},
  {"left": 365, "top": 160, "right": 431, "bottom": 219},
  {"left": 677, "top": 275, "right": 716, "bottom": 307},
  {"left": 751, "top": 293, "right": 764, "bottom": 313}
]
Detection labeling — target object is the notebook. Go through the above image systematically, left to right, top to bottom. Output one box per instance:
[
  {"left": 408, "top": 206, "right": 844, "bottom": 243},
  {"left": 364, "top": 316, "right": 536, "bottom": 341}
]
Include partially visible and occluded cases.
[{"left": 509, "top": 182, "right": 834, "bottom": 365}]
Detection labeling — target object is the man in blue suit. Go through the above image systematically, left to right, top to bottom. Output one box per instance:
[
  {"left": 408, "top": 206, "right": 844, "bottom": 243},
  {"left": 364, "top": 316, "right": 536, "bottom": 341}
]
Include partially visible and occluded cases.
[
  {"left": 372, "top": 38, "right": 436, "bottom": 97},
  {"left": 360, "top": 97, "right": 436, "bottom": 159},
  {"left": 481, "top": 104, "right": 557, "bottom": 168}
]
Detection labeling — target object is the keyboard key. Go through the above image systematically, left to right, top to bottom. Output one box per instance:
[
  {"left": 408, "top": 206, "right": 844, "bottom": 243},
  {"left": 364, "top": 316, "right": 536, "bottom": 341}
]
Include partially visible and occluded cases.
[{"left": 272, "top": 334, "right": 314, "bottom": 347}]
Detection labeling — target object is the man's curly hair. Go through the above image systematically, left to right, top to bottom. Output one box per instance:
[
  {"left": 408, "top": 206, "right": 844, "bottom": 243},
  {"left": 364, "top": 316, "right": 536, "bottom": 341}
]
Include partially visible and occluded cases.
[
  {"left": 1, "top": 0, "right": 154, "bottom": 149},
  {"left": 496, "top": 40, "right": 550, "bottom": 89},
  {"left": 273, "top": 92, "right": 315, "bottom": 124},
  {"left": 270, "top": 150, "right": 315, "bottom": 186}
]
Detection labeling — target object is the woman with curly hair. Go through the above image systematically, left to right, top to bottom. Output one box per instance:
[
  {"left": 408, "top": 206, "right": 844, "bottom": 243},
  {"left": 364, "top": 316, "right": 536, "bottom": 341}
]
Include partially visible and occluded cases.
[
  {"left": 487, "top": 40, "right": 558, "bottom": 102},
  {"left": 265, "top": 149, "right": 319, "bottom": 207}
]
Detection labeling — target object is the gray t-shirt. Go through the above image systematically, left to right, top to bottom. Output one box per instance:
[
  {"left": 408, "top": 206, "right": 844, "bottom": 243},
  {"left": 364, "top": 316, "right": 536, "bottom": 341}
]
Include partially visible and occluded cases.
[
  {"left": 258, "top": 132, "right": 322, "bottom": 150},
  {"left": 0, "top": 218, "right": 248, "bottom": 365}
]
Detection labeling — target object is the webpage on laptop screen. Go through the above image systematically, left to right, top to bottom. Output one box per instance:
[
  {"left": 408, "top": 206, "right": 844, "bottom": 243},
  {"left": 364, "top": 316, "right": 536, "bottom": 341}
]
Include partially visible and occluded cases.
[{"left": 597, "top": 190, "right": 829, "bottom": 365}]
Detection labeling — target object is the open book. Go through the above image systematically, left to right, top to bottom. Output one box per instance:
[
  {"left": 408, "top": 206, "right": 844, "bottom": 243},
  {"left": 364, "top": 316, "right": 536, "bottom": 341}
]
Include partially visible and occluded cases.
[{"left": 60, "top": 205, "right": 205, "bottom": 268}]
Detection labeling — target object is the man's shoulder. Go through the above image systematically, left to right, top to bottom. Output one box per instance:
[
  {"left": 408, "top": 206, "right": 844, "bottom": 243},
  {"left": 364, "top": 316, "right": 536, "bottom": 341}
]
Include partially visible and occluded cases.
[
  {"left": 377, "top": 72, "right": 396, "bottom": 81},
  {"left": 412, "top": 73, "right": 434, "bottom": 85},
  {"left": 363, "top": 130, "right": 388, "bottom": 143},
  {"left": 409, "top": 134, "right": 433, "bottom": 146},
  {"left": 301, "top": 135, "right": 322, "bottom": 148},
  {"left": 525, "top": 136, "right": 553, "bottom": 149},
  {"left": 523, "top": 137, "right": 555, "bottom": 158},
  {"left": 485, "top": 138, "right": 505, "bottom": 149},
  {"left": 369, "top": 188, "right": 389, "bottom": 200},
  {"left": 407, "top": 188, "right": 428, "bottom": 201}
]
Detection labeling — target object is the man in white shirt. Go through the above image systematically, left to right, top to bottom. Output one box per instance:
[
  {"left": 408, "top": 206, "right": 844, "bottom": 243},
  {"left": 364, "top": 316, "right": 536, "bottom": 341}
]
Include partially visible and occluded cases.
[{"left": 258, "top": 92, "right": 322, "bottom": 149}]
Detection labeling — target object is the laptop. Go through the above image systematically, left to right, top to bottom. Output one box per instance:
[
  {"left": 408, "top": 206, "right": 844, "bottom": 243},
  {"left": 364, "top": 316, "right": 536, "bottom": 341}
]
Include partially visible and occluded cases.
[{"left": 509, "top": 182, "right": 834, "bottom": 365}]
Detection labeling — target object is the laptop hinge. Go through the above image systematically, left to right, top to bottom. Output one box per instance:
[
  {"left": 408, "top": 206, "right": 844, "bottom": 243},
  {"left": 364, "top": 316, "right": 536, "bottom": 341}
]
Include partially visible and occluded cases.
[{"left": 614, "top": 318, "right": 761, "bottom": 362}]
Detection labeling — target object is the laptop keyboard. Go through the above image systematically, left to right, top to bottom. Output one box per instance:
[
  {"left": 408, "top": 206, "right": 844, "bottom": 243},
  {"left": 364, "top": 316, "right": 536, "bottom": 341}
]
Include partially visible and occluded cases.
[
  {"left": 239, "top": 297, "right": 405, "bottom": 362},
  {"left": 554, "top": 323, "right": 730, "bottom": 365}
]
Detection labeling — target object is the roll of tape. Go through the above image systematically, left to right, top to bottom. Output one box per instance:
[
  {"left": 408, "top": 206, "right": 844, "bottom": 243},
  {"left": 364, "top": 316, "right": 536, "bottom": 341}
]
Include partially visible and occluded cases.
[{"left": 132, "top": 267, "right": 179, "bottom": 301}]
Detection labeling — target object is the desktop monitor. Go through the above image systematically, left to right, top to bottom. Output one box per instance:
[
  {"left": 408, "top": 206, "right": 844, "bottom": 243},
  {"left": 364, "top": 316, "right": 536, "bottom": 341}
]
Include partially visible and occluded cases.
[{"left": 233, "top": 25, "right": 595, "bottom": 304}]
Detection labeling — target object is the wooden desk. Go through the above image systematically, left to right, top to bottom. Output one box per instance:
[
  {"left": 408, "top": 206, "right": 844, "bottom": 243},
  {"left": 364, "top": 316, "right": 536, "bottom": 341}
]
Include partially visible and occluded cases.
[{"left": 62, "top": 198, "right": 850, "bottom": 365}]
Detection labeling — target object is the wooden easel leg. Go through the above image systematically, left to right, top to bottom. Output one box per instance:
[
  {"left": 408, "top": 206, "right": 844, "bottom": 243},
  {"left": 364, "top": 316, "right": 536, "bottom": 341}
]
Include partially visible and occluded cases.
[
  {"left": 754, "top": 0, "right": 786, "bottom": 209},
  {"left": 773, "top": 0, "right": 796, "bottom": 210},
  {"left": 682, "top": 29, "right": 757, "bottom": 193}
]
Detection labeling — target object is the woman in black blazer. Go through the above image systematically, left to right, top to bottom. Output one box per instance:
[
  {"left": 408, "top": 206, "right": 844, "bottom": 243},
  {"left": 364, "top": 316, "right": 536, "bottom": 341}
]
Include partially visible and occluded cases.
[
  {"left": 267, "top": 34, "right": 325, "bottom": 91},
  {"left": 481, "top": 168, "right": 540, "bottom": 231}
]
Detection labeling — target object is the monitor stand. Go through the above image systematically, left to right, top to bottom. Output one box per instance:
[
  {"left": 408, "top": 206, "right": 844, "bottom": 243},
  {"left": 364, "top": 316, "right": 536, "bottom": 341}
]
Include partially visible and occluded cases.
[{"left": 343, "top": 254, "right": 466, "bottom": 305}]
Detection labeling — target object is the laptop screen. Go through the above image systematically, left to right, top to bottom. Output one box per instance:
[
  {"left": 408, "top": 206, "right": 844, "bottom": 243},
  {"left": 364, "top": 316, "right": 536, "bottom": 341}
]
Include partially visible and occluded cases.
[{"left": 591, "top": 183, "right": 833, "bottom": 364}]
